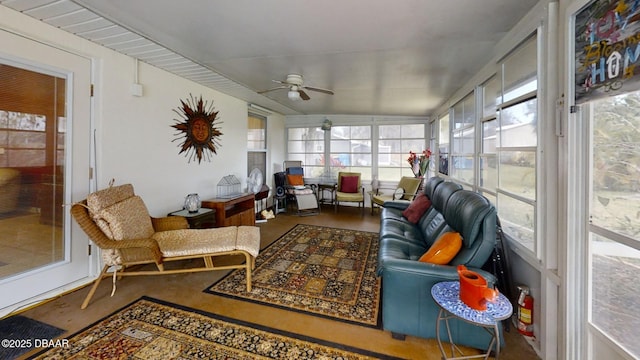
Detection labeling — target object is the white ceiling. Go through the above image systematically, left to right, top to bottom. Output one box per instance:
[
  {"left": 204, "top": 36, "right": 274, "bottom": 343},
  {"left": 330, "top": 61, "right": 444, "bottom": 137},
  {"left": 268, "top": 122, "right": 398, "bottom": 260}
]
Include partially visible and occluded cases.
[{"left": 2, "top": 0, "right": 539, "bottom": 116}]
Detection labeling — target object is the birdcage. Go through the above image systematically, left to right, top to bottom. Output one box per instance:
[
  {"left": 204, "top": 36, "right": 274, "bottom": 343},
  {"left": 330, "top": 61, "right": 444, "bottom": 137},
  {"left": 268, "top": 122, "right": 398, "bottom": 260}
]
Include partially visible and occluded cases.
[{"left": 217, "top": 175, "right": 242, "bottom": 198}]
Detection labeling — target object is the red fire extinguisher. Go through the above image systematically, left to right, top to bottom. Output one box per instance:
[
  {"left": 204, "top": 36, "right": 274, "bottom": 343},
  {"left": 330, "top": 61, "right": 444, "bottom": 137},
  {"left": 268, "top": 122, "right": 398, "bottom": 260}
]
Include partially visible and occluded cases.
[{"left": 517, "top": 285, "right": 534, "bottom": 337}]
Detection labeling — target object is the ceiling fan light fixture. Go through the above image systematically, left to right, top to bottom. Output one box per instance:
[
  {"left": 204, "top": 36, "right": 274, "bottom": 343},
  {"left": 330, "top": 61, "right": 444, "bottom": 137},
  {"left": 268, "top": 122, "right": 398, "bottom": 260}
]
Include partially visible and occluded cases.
[{"left": 288, "top": 89, "right": 300, "bottom": 101}]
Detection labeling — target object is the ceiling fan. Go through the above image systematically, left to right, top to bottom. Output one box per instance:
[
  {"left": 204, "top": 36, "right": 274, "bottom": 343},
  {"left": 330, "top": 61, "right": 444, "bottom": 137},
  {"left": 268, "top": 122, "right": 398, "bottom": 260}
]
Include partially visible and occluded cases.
[{"left": 258, "top": 74, "right": 334, "bottom": 101}]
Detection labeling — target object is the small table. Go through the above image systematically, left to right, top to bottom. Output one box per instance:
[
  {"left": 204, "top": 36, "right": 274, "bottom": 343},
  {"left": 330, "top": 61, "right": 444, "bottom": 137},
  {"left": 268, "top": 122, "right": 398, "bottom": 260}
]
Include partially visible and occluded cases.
[
  {"left": 316, "top": 183, "right": 336, "bottom": 205},
  {"left": 168, "top": 208, "right": 216, "bottom": 229},
  {"left": 431, "top": 281, "right": 513, "bottom": 360}
]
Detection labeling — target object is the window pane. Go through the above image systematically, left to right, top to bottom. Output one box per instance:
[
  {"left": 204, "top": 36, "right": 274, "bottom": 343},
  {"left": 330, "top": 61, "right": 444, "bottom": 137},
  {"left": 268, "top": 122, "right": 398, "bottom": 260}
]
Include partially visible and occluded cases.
[
  {"left": 503, "top": 35, "right": 537, "bottom": 103},
  {"left": 0, "top": 63, "right": 65, "bottom": 279},
  {"left": 483, "top": 75, "right": 500, "bottom": 116},
  {"left": 453, "top": 92, "right": 475, "bottom": 130},
  {"left": 591, "top": 92, "right": 640, "bottom": 240},
  {"left": 500, "top": 99, "right": 537, "bottom": 148},
  {"left": 247, "top": 114, "right": 266, "bottom": 150},
  {"left": 439, "top": 114, "right": 450, "bottom": 175},
  {"left": 483, "top": 120, "right": 497, "bottom": 154},
  {"left": 377, "top": 124, "right": 424, "bottom": 181},
  {"left": 401, "top": 124, "right": 426, "bottom": 138},
  {"left": 330, "top": 125, "right": 372, "bottom": 178},
  {"left": 331, "top": 125, "right": 370, "bottom": 139},
  {"left": 453, "top": 127, "right": 475, "bottom": 154},
  {"left": 401, "top": 139, "right": 427, "bottom": 153},
  {"left": 499, "top": 150, "right": 536, "bottom": 200},
  {"left": 247, "top": 152, "right": 266, "bottom": 179},
  {"left": 480, "top": 155, "right": 497, "bottom": 190},
  {"left": 450, "top": 156, "right": 474, "bottom": 184},
  {"left": 481, "top": 191, "right": 496, "bottom": 206},
  {"left": 498, "top": 193, "right": 535, "bottom": 251},
  {"left": 590, "top": 234, "right": 640, "bottom": 358}
]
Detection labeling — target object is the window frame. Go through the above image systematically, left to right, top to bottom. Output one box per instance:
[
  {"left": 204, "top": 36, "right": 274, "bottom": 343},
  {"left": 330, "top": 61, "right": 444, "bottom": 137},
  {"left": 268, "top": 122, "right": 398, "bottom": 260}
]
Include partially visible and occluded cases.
[{"left": 247, "top": 112, "right": 267, "bottom": 182}]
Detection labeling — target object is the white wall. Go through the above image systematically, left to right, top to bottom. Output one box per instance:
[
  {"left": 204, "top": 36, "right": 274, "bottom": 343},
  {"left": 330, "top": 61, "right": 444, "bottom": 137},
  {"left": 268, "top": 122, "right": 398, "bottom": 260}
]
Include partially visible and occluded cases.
[{"left": 0, "top": 5, "right": 285, "bottom": 218}]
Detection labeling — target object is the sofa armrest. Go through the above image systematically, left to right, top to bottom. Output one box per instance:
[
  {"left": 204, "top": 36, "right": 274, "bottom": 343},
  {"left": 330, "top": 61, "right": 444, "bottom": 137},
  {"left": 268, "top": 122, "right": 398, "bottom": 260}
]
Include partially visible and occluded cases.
[
  {"left": 382, "top": 200, "right": 411, "bottom": 211},
  {"left": 379, "top": 258, "right": 497, "bottom": 285}
]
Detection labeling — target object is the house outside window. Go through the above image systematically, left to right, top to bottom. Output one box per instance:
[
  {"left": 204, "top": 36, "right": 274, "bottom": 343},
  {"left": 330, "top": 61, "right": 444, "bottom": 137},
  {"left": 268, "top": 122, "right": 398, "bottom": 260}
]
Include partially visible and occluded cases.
[{"left": 329, "top": 125, "right": 372, "bottom": 180}]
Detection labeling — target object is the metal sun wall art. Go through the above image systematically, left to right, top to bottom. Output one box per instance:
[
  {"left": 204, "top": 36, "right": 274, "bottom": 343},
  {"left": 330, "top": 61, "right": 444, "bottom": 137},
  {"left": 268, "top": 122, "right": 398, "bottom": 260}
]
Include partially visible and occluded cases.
[{"left": 171, "top": 94, "right": 223, "bottom": 164}]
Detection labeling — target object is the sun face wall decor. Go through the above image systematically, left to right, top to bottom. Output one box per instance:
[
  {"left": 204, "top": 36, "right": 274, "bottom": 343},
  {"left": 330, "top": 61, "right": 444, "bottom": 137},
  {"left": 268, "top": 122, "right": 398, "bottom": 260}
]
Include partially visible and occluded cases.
[{"left": 171, "top": 94, "right": 223, "bottom": 163}]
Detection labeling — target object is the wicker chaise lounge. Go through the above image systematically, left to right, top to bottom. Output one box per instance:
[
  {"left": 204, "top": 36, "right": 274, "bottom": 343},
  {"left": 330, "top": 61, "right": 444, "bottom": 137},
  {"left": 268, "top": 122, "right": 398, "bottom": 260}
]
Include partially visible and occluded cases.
[{"left": 71, "top": 183, "right": 260, "bottom": 309}]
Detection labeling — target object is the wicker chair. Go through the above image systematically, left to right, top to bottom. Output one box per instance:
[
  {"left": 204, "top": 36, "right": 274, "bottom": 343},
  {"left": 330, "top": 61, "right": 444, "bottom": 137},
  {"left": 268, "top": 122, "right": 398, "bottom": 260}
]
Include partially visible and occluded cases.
[{"left": 71, "top": 184, "right": 260, "bottom": 309}]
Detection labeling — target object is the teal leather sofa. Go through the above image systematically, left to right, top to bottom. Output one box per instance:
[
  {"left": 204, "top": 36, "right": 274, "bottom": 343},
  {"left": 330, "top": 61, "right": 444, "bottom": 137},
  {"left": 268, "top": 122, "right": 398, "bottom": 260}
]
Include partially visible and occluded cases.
[{"left": 377, "top": 177, "right": 502, "bottom": 350}]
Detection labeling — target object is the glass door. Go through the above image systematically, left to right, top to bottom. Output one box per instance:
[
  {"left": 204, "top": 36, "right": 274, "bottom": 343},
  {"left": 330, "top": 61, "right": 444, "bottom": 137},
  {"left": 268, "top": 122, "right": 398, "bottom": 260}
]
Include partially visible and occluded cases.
[
  {"left": 0, "top": 28, "right": 91, "bottom": 312},
  {"left": 0, "top": 64, "right": 66, "bottom": 280},
  {"left": 587, "top": 93, "right": 640, "bottom": 359}
]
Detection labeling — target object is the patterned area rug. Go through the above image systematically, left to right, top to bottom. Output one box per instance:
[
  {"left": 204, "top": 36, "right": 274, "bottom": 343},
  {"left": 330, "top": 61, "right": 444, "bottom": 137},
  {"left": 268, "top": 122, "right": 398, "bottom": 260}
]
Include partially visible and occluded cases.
[
  {"left": 205, "top": 224, "right": 381, "bottom": 327},
  {"left": 31, "top": 297, "right": 400, "bottom": 360}
]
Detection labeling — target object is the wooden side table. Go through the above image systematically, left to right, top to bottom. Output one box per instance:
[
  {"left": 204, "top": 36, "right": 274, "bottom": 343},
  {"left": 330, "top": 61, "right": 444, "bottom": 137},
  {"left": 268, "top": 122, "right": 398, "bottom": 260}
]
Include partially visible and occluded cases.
[
  {"left": 316, "top": 183, "right": 336, "bottom": 205},
  {"left": 202, "top": 193, "right": 256, "bottom": 227},
  {"left": 168, "top": 208, "right": 216, "bottom": 229},
  {"left": 431, "top": 281, "right": 513, "bottom": 359}
]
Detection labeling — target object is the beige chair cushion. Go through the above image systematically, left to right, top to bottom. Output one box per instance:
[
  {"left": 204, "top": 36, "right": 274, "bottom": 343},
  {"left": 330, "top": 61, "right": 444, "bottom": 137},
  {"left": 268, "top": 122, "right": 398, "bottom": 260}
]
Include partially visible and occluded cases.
[
  {"left": 87, "top": 184, "right": 136, "bottom": 238},
  {"left": 87, "top": 184, "right": 135, "bottom": 215},
  {"left": 336, "top": 191, "right": 364, "bottom": 202},
  {"left": 97, "top": 195, "right": 155, "bottom": 241},
  {"left": 152, "top": 225, "right": 260, "bottom": 258}
]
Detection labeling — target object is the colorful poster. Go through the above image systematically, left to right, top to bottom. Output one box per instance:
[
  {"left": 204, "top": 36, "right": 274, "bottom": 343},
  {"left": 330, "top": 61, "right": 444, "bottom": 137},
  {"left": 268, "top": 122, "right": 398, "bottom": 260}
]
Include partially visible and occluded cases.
[{"left": 575, "top": 0, "right": 640, "bottom": 103}]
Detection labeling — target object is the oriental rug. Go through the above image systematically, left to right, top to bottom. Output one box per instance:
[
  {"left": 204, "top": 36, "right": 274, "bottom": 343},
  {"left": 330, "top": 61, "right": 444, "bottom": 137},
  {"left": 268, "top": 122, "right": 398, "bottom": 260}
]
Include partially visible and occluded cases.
[
  {"left": 205, "top": 224, "right": 381, "bottom": 327},
  {"left": 30, "top": 297, "right": 399, "bottom": 360}
]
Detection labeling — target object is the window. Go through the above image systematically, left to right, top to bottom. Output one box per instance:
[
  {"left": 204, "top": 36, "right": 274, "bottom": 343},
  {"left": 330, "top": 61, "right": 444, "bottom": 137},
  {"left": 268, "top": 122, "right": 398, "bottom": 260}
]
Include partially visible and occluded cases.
[
  {"left": 495, "top": 35, "right": 538, "bottom": 253},
  {"left": 480, "top": 75, "right": 499, "bottom": 201},
  {"left": 588, "top": 91, "right": 640, "bottom": 358},
  {"left": 450, "top": 92, "right": 475, "bottom": 185},
  {"left": 247, "top": 113, "right": 266, "bottom": 179},
  {"left": 438, "top": 113, "right": 450, "bottom": 175},
  {"left": 428, "top": 120, "right": 437, "bottom": 177},
  {"left": 287, "top": 121, "right": 427, "bottom": 183},
  {"left": 378, "top": 124, "right": 426, "bottom": 181},
  {"left": 330, "top": 125, "right": 371, "bottom": 180},
  {"left": 287, "top": 127, "right": 324, "bottom": 177}
]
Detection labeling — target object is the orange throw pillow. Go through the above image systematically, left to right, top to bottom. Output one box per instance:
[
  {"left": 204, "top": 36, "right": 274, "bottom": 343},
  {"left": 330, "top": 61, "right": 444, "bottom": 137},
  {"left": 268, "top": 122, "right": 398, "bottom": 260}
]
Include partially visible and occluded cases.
[
  {"left": 287, "top": 174, "right": 304, "bottom": 186},
  {"left": 401, "top": 193, "right": 431, "bottom": 224},
  {"left": 419, "top": 232, "right": 462, "bottom": 264}
]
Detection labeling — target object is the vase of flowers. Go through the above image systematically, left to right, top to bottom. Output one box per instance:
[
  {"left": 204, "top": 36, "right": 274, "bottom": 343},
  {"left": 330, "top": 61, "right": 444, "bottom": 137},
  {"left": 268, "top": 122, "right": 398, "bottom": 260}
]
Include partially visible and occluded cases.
[{"left": 407, "top": 149, "right": 432, "bottom": 178}]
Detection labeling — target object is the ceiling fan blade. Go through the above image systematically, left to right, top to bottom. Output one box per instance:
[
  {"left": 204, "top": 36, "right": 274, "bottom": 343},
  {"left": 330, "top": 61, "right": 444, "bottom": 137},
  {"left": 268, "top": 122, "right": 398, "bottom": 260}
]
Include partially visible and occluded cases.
[
  {"left": 272, "top": 79, "right": 288, "bottom": 85},
  {"left": 258, "top": 85, "right": 287, "bottom": 94},
  {"left": 303, "top": 86, "right": 334, "bottom": 95},
  {"left": 298, "top": 89, "right": 311, "bottom": 100}
]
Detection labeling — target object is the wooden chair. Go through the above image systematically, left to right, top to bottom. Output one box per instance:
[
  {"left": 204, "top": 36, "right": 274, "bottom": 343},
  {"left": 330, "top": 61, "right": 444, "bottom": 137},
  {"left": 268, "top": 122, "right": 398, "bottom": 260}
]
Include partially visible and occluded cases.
[
  {"left": 334, "top": 171, "right": 365, "bottom": 215},
  {"left": 370, "top": 176, "right": 422, "bottom": 215},
  {"left": 71, "top": 183, "right": 260, "bottom": 309}
]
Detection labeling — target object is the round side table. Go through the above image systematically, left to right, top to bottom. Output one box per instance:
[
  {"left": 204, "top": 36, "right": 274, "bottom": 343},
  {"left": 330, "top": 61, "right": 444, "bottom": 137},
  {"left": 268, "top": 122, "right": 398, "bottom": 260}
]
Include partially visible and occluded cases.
[{"left": 431, "top": 281, "right": 513, "bottom": 359}]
